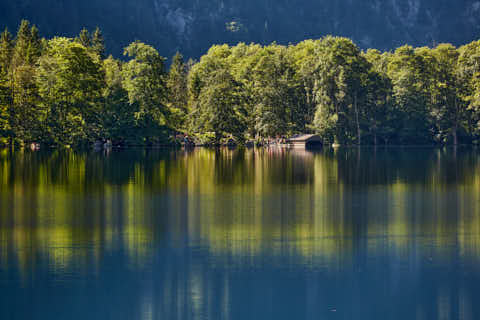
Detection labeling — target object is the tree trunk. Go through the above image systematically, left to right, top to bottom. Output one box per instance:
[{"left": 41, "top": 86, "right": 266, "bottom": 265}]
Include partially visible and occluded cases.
[
  {"left": 9, "top": 69, "right": 15, "bottom": 145},
  {"left": 354, "top": 92, "right": 361, "bottom": 145},
  {"left": 453, "top": 98, "right": 458, "bottom": 146},
  {"left": 334, "top": 100, "right": 341, "bottom": 146},
  {"left": 453, "top": 125, "right": 458, "bottom": 146}
]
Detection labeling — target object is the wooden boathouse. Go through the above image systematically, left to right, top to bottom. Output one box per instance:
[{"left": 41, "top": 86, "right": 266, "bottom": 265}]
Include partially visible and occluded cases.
[{"left": 287, "top": 134, "right": 323, "bottom": 149}]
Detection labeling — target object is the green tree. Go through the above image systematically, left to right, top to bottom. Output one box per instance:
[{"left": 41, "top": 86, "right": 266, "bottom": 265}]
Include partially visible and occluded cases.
[
  {"left": 3, "top": 20, "right": 480, "bottom": 147},
  {"left": 9, "top": 20, "right": 44, "bottom": 144},
  {"left": 12, "top": 20, "right": 31, "bottom": 68},
  {"left": 12, "top": 20, "right": 42, "bottom": 67},
  {"left": 27, "top": 25, "right": 42, "bottom": 63},
  {"left": 92, "top": 27, "right": 106, "bottom": 60},
  {"left": 0, "top": 28, "right": 13, "bottom": 143},
  {"left": 0, "top": 28, "right": 13, "bottom": 73},
  {"left": 77, "top": 28, "right": 91, "bottom": 48},
  {"left": 37, "top": 37, "right": 104, "bottom": 145},
  {"left": 311, "top": 37, "right": 370, "bottom": 145},
  {"left": 290, "top": 39, "right": 322, "bottom": 133},
  {"left": 457, "top": 40, "right": 480, "bottom": 141},
  {"left": 122, "top": 41, "right": 169, "bottom": 144},
  {"left": 427, "top": 44, "right": 468, "bottom": 145},
  {"left": 250, "top": 45, "right": 296, "bottom": 138},
  {"left": 387, "top": 46, "right": 432, "bottom": 144},
  {"left": 363, "top": 49, "right": 395, "bottom": 145},
  {"left": 167, "top": 52, "right": 188, "bottom": 131},
  {"left": 102, "top": 56, "right": 138, "bottom": 144},
  {"left": 11, "top": 64, "right": 43, "bottom": 143},
  {"left": 197, "top": 68, "right": 245, "bottom": 142}
]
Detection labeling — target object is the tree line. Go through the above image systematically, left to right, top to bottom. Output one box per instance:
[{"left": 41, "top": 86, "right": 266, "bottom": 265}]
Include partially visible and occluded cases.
[{"left": 1, "top": 20, "right": 480, "bottom": 147}]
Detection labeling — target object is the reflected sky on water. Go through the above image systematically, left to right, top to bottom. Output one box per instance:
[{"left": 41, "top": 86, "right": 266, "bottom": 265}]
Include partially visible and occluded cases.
[{"left": 1, "top": 147, "right": 480, "bottom": 319}]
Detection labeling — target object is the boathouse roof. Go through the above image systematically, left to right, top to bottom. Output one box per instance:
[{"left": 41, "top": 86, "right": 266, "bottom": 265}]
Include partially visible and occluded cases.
[{"left": 287, "top": 134, "right": 322, "bottom": 142}]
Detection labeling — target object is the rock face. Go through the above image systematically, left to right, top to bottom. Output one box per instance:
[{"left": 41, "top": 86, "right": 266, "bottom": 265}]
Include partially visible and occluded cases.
[{"left": 1, "top": 0, "right": 480, "bottom": 58}]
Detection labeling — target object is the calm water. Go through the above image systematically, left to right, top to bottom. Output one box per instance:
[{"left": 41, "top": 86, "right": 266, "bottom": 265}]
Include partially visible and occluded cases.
[{"left": 1, "top": 147, "right": 480, "bottom": 320}]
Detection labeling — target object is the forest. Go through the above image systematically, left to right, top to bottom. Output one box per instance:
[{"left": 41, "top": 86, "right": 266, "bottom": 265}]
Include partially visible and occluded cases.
[{"left": 1, "top": 20, "right": 480, "bottom": 147}]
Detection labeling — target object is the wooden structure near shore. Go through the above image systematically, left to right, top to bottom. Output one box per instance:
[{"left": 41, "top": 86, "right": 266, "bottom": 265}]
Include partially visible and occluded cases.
[{"left": 287, "top": 134, "right": 323, "bottom": 149}]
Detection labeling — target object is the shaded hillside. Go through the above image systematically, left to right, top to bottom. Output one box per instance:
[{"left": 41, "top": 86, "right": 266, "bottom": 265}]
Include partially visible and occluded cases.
[{"left": 1, "top": 0, "right": 480, "bottom": 58}]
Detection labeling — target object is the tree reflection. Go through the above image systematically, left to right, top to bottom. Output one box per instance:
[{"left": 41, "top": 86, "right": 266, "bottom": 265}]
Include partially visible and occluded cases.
[{"left": 1, "top": 147, "right": 480, "bottom": 319}]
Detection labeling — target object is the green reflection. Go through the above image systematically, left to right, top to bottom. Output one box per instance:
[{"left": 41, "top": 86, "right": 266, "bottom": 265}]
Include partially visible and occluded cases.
[{"left": 0, "top": 147, "right": 480, "bottom": 276}]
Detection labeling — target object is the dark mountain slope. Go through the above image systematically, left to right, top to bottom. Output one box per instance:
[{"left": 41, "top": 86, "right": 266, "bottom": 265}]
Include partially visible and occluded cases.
[{"left": 2, "top": 0, "right": 480, "bottom": 58}]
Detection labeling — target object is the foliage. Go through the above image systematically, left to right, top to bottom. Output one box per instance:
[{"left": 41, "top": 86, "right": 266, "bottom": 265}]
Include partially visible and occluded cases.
[
  {"left": 2, "top": 20, "right": 480, "bottom": 147},
  {"left": 0, "top": 28, "right": 13, "bottom": 143},
  {"left": 36, "top": 37, "right": 104, "bottom": 145},
  {"left": 310, "top": 37, "right": 371, "bottom": 144},
  {"left": 122, "top": 41, "right": 170, "bottom": 144},
  {"left": 167, "top": 52, "right": 188, "bottom": 131},
  {"left": 101, "top": 56, "right": 139, "bottom": 144},
  {"left": 196, "top": 68, "right": 245, "bottom": 142}
]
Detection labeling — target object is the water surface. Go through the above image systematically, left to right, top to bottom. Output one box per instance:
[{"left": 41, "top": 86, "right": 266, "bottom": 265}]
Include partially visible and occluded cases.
[{"left": 1, "top": 147, "right": 480, "bottom": 319}]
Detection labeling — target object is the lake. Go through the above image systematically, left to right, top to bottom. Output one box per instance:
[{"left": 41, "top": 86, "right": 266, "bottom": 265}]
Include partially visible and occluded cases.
[{"left": 1, "top": 147, "right": 480, "bottom": 320}]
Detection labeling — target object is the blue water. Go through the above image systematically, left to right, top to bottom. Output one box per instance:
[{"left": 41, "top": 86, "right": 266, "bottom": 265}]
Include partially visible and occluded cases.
[{"left": 1, "top": 147, "right": 479, "bottom": 319}]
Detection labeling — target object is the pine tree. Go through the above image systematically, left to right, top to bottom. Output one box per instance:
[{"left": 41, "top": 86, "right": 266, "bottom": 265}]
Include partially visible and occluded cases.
[
  {"left": 9, "top": 20, "right": 44, "bottom": 144},
  {"left": 12, "top": 20, "right": 32, "bottom": 68},
  {"left": 26, "top": 25, "right": 42, "bottom": 64},
  {"left": 92, "top": 27, "right": 106, "bottom": 59},
  {"left": 0, "top": 28, "right": 13, "bottom": 75},
  {"left": 77, "top": 28, "right": 91, "bottom": 48},
  {"left": 0, "top": 29, "right": 13, "bottom": 143},
  {"left": 167, "top": 52, "right": 188, "bottom": 130},
  {"left": 168, "top": 52, "right": 188, "bottom": 110}
]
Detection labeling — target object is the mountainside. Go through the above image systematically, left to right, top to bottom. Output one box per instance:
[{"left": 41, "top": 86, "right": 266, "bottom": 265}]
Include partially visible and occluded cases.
[{"left": 2, "top": 0, "right": 480, "bottom": 58}]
